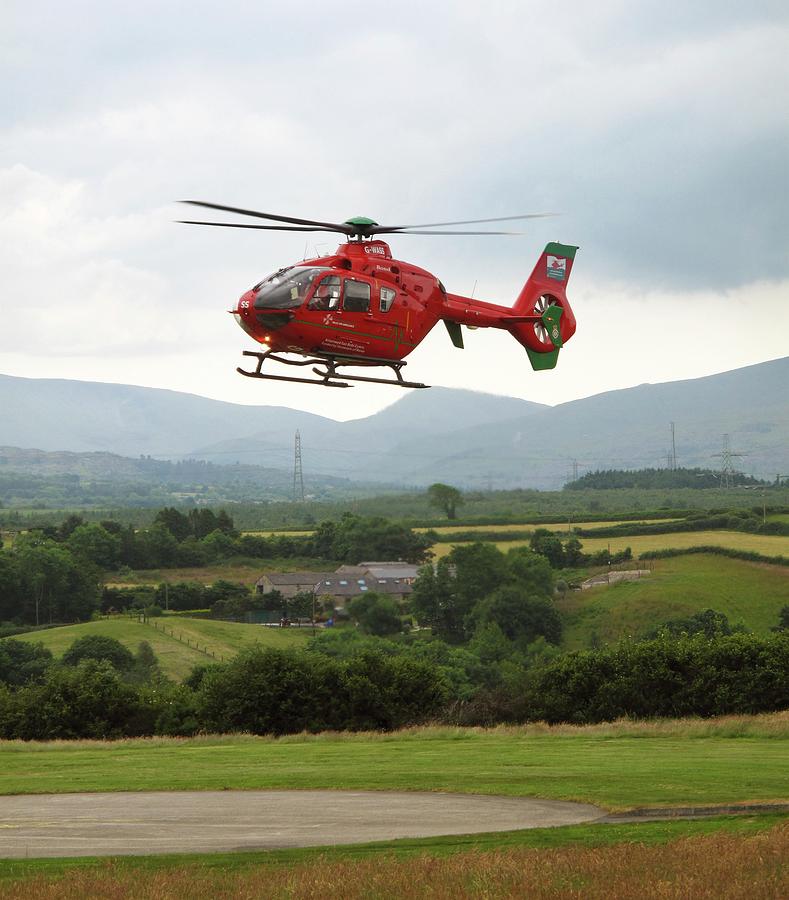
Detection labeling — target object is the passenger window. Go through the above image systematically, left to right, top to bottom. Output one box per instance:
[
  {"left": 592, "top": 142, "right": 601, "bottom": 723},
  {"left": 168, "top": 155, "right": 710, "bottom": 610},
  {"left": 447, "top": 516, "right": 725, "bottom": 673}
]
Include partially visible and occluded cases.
[
  {"left": 308, "top": 275, "right": 342, "bottom": 310},
  {"left": 343, "top": 279, "right": 371, "bottom": 313},
  {"left": 379, "top": 286, "right": 396, "bottom": 313}
]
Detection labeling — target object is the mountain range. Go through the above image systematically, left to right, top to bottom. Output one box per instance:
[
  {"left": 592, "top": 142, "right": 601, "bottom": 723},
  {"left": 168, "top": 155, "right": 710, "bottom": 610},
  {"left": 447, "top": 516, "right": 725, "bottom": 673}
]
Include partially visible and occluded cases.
[{"left": 1, "top": 357, "right": 787, "bottom": 490}]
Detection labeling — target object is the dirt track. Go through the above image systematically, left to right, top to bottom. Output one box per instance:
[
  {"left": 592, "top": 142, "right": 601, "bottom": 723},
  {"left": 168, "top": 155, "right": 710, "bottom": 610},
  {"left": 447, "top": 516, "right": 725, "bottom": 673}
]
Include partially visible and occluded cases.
[{"left": 0, "top": 790, "right": 604, "bottom": 858}]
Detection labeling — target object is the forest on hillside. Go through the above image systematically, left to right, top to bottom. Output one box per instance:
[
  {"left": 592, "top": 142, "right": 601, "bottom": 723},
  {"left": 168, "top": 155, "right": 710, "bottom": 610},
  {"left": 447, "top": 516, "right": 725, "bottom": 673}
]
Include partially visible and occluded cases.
[{"left": 565, "top": 467, "right": 767, "bottom": 490}]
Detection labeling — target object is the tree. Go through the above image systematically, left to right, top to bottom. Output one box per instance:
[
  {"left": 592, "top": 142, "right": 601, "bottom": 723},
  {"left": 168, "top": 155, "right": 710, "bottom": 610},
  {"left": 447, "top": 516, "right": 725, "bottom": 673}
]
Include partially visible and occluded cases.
[
  {"left": 427, "top": 483, "right": 464, "bottom": 520},
  {"left": 153, "top": 507, "right": 191, "bottom": 542},
  {"left": 57, "top": 514, "right": 85, "bottom": 541},
  {"left": 314, "top": 514, "right": 434, "bottom": 565},
  {"left": 68, "top": 524, "right": 121, "bottom": 570},
  {"left": 131, "top": 525, "right": 179, "bottom": 569},
  {"left": 201, "top": 529, "right": 236, "bottom": 560},
  {"left": 529, "top": 529, "right": 566, "bottom": 568},
  {"left": 13, "top": 536, "right": 100, "bottom": 624},
  {"left": 564, "top": 537, "right": 585, "bottom": 568},
  {"left": 450, "top": 543, "right": 510, "bottom": 610},
  {"left": 410, "top": 544, "right": 508, "bottom": 643},
  {"left": 506, "top": 547, "right": 555, "bottom": 596},
  {"left": 0, "top": 556, "right": 22, "bottom": 621},
  {"left": 409, "top": 558, "right": 465, "bottom": 642},
  {"left": 473, "top": 585, "right": 562, "bottom": 645},
  {"left": 287, "top": 591, "right": 315, "bottom": 619},
  {"left": 347, "top": 593, "right": 402, "bottom": 636},
  {"left": 62, "top": 635, "right": 135, "bottom": 672},
  {"left": 0, "top": 639, "right": 53, "bottom": 686},
  {"left": 129, "top": 641, "right": 161, "bottom": 684}
]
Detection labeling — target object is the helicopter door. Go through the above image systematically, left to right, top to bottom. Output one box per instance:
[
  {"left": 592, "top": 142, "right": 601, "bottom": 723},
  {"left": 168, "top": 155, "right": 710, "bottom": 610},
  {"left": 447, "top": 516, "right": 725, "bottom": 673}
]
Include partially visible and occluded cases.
[{"left": 341, "top": 279, "right": 371, "bottom": 313}]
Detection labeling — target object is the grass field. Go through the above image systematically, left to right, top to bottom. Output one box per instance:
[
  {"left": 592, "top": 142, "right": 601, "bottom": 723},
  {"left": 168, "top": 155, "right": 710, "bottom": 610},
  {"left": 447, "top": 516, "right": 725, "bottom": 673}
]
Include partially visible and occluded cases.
[
  {"left": 414, "top": 518, "right": 682, "bottom": 536},
  {"left": 246, "top": 520, "right": 681, "bottom": 539},
  {"left": 432, "top": 529, "right": 789, "bottom": 559},
  {"left": 557, "top": 554, "right": 789, "bottom": 649},
  {"left": 106, "top": 556, "right": 326, "bottom": 588},
  {"left": 14, "top": 617, "right": 309, "bottom": 681},
  {"left": 0, "top": 714, "right": 785, "bottom": 810},
  {"left": 0, "top": 716, "right": 785, "bottom": 892},
  {"left": 2, "top": 820, "right": 786, "bottom": 897}
]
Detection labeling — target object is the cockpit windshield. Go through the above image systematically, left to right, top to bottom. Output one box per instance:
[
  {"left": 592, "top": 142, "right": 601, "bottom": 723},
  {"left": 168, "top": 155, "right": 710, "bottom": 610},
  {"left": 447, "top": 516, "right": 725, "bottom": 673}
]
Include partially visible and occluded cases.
[{"left": 253, "top": 266, "right": 328, "bottom": 310}]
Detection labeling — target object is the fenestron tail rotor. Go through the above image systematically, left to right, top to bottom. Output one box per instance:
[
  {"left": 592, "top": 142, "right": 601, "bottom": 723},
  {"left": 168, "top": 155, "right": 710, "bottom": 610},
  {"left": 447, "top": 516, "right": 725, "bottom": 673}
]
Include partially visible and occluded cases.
[{"left": 176, "top": 202, "right": 558, "bottom": 239}]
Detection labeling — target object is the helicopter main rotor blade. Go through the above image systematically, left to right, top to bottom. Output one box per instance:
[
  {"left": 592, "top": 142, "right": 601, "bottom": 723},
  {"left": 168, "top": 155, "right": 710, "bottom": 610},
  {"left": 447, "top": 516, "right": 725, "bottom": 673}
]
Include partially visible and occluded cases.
[
  {"left": 179, "top": 200, "right": 350, "bottom": 233},
  {"left": 375, "top": 213, "right": 557, "bottom": 232},
  {"left": 177, "top": 220, "right": 342, "bottom": 232},
  {"left": 380, "top": 229, "right": 523, "bottom": 235}
]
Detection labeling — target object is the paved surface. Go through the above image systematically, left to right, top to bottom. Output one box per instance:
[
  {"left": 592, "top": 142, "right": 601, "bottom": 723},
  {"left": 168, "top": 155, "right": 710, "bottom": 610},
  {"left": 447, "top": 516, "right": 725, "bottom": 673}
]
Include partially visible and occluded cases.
[{"left": 0, "top": 790, "right": 604, "bottom": 858}]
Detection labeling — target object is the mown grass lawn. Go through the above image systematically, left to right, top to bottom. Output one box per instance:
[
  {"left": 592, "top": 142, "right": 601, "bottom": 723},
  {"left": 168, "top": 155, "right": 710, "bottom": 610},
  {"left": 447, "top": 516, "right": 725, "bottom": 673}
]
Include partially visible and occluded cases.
[
  {"left": 557, "top": 554, "right": 789, "bottom": 649},
  {"left": 0, "top": 715, "right": 785, "bottom": 812}
]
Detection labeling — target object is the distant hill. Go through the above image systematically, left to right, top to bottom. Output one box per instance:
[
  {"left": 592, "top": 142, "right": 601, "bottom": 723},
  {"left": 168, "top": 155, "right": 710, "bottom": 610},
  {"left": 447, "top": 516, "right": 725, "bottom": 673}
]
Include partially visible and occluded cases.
[
  {"left": 1, "top": 357, "right": 787, "bottom": 489},
  {"left": 393, "top": 357, "right": 789, "bottom": 489},
  {"left": 0, "top": 373, "right": 333, "bottom": 457},
  {"left": 0, "top": 446, "right": 373, "bottom": 505}
]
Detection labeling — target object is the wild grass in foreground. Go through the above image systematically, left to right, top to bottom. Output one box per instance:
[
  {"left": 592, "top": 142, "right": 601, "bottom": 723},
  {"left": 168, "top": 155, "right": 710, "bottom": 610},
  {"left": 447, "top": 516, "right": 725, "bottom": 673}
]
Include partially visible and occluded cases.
[
  {"left": 0, "top": 713, "right": 786, "bottom": 809},
  {"left": 0, "top": 814, "right": 782, "bottom": 881},
  {"left": 2, "top": 822, "right": 786, "bottom": 899}
]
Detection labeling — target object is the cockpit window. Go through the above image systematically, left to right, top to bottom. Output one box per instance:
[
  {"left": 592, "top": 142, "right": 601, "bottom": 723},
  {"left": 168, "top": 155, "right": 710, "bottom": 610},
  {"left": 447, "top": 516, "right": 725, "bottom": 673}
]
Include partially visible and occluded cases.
[
  {"left": 253, "top": 266, "right": 327, "bottom": 310},
  {"left": 308, "top": 274, "right": 342, "bottom": 310}
]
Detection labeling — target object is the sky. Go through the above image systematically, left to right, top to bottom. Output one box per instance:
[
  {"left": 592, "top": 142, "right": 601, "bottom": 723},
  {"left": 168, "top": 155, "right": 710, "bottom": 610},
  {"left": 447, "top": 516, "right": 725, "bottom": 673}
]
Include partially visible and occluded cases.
[{"left": 2, "top": 1, "right": 788, "bottom": 422}]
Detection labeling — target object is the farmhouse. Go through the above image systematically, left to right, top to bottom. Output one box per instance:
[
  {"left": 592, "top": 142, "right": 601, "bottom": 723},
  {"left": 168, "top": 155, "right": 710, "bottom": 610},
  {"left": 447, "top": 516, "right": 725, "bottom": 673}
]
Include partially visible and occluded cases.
[
  {"left": 256, "top": 561, "right": 420, "bottom": 608},
  {"left": 255, "top": 571, "right": 336, "bottom": 598}
]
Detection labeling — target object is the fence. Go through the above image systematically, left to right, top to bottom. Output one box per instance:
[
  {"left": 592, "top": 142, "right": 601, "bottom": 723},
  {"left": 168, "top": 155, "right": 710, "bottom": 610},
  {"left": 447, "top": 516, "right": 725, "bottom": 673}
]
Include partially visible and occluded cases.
[{"left": 134, "top": 614, "right": 225, "bottom": 662}]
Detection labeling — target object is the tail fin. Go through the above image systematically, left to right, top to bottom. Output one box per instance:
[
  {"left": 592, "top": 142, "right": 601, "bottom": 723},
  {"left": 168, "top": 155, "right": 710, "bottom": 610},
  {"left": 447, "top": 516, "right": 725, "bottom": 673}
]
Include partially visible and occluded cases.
[{"left": 510, "top": 242, "right": 578, "bottom": 370}]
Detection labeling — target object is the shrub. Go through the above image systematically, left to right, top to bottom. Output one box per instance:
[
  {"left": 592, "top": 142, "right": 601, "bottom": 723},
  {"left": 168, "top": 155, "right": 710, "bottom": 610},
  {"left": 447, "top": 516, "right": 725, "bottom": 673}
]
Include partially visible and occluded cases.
[
  {"left": 525, "top": 633, "right": 789, "bottom": 724},
  {"left": 196, "top": 646, "right": 448, "bottom": 735},
  {"left": 0, "top": 660, "right": 155, "bottom": 740}
]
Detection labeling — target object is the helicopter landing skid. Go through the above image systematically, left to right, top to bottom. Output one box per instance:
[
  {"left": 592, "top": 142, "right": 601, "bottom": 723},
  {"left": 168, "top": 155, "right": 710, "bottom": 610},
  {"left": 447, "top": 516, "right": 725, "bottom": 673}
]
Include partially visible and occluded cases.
[{"left": 237, "top": 350, "right": 430, "bottom": 389}]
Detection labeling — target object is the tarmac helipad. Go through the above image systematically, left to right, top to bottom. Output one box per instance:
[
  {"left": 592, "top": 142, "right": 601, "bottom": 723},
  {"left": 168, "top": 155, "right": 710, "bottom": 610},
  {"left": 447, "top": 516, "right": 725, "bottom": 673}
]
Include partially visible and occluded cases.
[{"left": 0, "top": 790, "right": 604, "bottom": 858}]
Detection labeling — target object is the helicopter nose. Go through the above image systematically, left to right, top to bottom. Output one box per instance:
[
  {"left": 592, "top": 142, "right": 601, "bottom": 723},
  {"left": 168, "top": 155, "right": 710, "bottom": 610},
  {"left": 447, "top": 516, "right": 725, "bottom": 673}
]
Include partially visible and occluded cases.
[{"left": 233, "top": 290, "right": 256, "bottom": 336}]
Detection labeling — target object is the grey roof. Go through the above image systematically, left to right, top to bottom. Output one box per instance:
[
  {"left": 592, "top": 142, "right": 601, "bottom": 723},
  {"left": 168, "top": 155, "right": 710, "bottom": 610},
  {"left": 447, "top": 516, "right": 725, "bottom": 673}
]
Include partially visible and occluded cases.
[
  {"left": 359, "top": 562, "right": 420, "bottom": 580},
  {"left": 334, "top": 565, "right": 369, "bottom": 577},
  {"left": 315, "top": 576, "right": 413, "bottom": 598}
]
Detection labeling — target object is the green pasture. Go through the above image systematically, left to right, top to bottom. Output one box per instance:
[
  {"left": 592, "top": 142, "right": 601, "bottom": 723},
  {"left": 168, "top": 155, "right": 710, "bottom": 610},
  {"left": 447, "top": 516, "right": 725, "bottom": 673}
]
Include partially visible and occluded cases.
[
  {"left": 432, "top": 529, "right": 789, "bottom": 559},
  {"left": 557, "top": 554, "right": 789, "bottom": 649},
  {"left": 105, "top": 556, "right": 324, "bottom": 588},
  {"left": 14, "top": 617, "right": 309, "bottom": 681},
  {"left": 0, "top": 716, "right": 786, "bottom": 811}
]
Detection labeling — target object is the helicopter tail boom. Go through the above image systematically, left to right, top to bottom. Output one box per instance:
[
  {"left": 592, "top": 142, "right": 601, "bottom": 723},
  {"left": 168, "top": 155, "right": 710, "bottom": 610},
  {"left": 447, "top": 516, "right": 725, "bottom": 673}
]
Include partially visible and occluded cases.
[{"left": 441, "top": 242, "right": 578, "bottom": 370}]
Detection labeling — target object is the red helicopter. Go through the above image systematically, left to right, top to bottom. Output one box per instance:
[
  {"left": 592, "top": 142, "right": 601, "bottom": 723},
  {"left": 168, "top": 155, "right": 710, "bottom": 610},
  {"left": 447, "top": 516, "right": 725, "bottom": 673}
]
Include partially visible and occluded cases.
[{"left": 179, "top": 201, "right": 578, "bottom": 389}]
